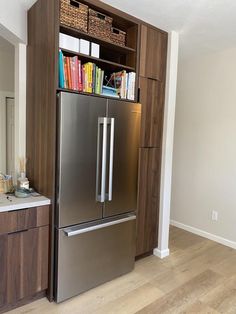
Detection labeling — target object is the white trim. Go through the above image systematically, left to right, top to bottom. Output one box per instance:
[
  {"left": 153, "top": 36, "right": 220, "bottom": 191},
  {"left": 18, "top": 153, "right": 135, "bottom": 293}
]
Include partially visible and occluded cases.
[
  {"left": 155, "top": 31, "right": 179, "bottom": 258},
  {"left": 14, "top": 43, "right": 26, "bottom": 175},
  {"left": 0, "top": 91, "right": 14, "bottom": 174},
  {"left": 170, "top": 220, "right": 236, "bottom": 250},
  {"left": 153, "top": 248, "right": 170, "bottom": 259}
]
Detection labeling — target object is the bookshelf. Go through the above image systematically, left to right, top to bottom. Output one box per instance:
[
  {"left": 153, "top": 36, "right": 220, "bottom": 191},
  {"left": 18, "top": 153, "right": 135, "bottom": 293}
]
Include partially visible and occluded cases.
[
  {"left": 58, "top": 1, "right": 139, "bottom": 101},
  {"left": 60, "top": 25, "right": 136, "bottom": 54},
  {"left": 60, "top": 48, "right": 135, "bottom": 72}
]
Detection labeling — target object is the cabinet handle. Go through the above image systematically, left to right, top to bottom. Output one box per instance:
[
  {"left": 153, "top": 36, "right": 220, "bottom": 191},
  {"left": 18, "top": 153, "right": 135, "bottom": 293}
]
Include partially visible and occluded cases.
[
  {"left": 137, "top": 87, "right": 140, "bottom": 103},
  {"left": 64, "top": 215, "right": 136, "bottom": 237},
  {"left": 8, "top": 229, "right": 29, "bottom": 235}
]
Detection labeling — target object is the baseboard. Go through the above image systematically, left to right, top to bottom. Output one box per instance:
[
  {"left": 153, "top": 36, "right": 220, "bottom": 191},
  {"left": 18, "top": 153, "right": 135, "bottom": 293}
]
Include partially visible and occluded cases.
[
  {"left": 170, "top": 220, "right": 236, "bottom": 250},
  {"left": 153, "top": 248, "right": 170, "bottom": 259}
]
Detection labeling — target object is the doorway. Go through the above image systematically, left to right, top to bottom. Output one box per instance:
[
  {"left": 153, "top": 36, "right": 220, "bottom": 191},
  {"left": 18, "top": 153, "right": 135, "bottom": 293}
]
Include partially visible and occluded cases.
[{"left": 6, "top": 97, "right": 15, "bottom": 175}]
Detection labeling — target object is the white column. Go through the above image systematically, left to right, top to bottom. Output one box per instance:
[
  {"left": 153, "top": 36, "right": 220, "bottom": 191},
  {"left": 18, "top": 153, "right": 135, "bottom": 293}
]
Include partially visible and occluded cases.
[
  {"left": 153, "top": 31, "right": 179, "bottom": 259},
  {"left": 14, "top": 43, "right": 26, "bottom": 176}
]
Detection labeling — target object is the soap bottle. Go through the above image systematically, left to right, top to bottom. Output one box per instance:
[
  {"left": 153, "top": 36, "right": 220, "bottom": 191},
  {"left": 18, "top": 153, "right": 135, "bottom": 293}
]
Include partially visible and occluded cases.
[{"left": 17, "top": 172, "right": 29, "bottom": 190}]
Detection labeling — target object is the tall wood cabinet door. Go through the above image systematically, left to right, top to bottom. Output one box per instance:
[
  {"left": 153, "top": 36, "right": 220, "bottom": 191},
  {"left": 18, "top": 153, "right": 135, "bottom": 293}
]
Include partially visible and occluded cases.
[
  {"left": 139, "top": 25, "right": 168, "bottom": 81},
  {"left": 139, "top": 77, "right": 165, "bottom": 148},
  {"left": 136, "top": 148, "right": 161, "bottom": 256},
  {"left": 0, "top": 226, "right": 49, "bottom": 310},
  {"left": 21, "top": 226, "right": 49, "bottom": 297},
  {"left": 0, "top": 234, "right": 7, "bottom": 307}
]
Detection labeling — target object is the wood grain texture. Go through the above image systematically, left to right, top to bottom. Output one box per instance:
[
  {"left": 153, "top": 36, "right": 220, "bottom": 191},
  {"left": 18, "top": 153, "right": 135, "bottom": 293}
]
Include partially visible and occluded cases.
[
  {"left": 26, "top": 0, "right": 59, "bottom": 301},
  {"left": 26, "top": 0, "right": 59, "bottom": 198},
  {"left": 139, "top": 25, "right": 168, "bottom": 81},
  {"left": 139, "top": 77, "right": 165, "bottom": 148},
  {"left": 136, "top": 148, "right": 161, "bottom": 256},
  {"left": 0, "top": 206, "right": 49, "bottom": 234},
  {"left": 0, "top": 226, "right": 49, "bottom": 313},
  {"left": 8, "top": 227, "right": 236, "bottom": 314}
]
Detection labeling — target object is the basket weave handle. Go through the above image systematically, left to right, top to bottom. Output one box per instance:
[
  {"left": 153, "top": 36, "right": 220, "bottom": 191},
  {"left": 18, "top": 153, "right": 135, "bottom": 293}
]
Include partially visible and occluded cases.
[
  {"left": 70, "top": 0, "right": 81, "bottom": 8},
  {"left": 96, "top": 12, "right": 106, "bottom": 20},
  {"left": 112, "top": 28, "right": 120, "bottom": 34}
]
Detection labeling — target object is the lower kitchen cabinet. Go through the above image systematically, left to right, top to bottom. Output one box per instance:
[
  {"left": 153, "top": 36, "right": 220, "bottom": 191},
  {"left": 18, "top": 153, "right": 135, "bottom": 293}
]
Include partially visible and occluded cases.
[
  {"left": 136, "top": 148, "right": 161, "bottom": 256},
  {"left": 0, "top": 206, "right": 49, "bottom": 312}
]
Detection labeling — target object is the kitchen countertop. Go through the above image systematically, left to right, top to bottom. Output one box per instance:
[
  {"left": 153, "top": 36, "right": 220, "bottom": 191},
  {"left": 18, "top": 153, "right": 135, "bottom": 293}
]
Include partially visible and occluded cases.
[{"left": 0, "top": 193, "right": 51, "bottom": 213}]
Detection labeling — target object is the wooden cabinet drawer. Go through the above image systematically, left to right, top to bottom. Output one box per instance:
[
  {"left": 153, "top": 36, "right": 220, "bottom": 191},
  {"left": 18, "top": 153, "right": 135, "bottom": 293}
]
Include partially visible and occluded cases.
[
  {"left": 139, "top": 25, "right": 168, "bottom": 81},
  {"left": 139, "top": 77, "right": 165, "bottom": 148},
  {"left": 136, "top": 148, "right": 161, "bottom": 256},
  {"left": 0, "top": 206, "right": 49, "bottom": 234},
  {"left": 0, "top": 226, "right": 49, "bottom": 309}
]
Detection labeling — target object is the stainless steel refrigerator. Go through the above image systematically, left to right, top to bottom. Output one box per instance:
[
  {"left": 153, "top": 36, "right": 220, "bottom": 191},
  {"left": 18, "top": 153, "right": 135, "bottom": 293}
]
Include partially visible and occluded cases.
[{"left": 55, "top": 92, "right": 141, "bottom": 302}]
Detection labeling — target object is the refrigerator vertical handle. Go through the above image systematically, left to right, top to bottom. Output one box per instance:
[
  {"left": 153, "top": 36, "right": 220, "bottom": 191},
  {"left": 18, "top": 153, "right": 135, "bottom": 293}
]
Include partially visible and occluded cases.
[
  {"left": 96, "top": 117, "right": 107, "bottom": 203},
  {"left": 108, "top": 118, "right": 115, "bottom": 201}
]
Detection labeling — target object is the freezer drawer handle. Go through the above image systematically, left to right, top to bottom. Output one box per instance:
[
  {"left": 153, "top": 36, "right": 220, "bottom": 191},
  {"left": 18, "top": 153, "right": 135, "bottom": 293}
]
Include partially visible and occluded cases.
[
  {"left": 96, "top": 117, "right": 108, "bottom": 203},
  {"left": 108, "top": 118, "right": 115, "bottom": 201},
  {"left": 64, "top": 215, "right": 136, "bottom": 237}
]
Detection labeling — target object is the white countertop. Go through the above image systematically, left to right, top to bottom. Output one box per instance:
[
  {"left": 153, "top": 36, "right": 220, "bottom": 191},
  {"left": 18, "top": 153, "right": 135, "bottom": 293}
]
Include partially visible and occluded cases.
[{"left": 0, "top": 193, "right": 51, "bottom": 213}]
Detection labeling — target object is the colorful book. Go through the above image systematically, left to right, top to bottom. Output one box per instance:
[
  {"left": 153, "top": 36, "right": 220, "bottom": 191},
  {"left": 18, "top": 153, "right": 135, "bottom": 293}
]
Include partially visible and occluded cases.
[
  {"left": 59, "top": 50, "right": 65, "bottom": 88},
  {"left": 64, "top": 56, "right": 69, "bottom": 89},
  {"left": 78, "top": 60, "right": 83, "bottom": 92}
]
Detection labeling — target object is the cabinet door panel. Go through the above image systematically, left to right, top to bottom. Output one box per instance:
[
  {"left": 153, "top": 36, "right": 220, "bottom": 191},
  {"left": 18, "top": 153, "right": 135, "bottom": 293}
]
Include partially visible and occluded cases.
[
  {"left": 140, "top": 25, "right": 168, "bottom": 81},
  {"left": 140, "top": 77, "right": 165, "bottom": 148},
  {"left": 136, "top": 148, "right": 161, "bottom": 256},
  {"left": 0, "top": 206, "right": 50, "bottom": 234},
  {"left": 0, "top": 226, "right": 49, "bottom": 310},
  {"left": 21, "top": 226, "right": 49, "bottom": 297},
  {"left": 0, "top": 235, "right": 7, "bottom": 306}
]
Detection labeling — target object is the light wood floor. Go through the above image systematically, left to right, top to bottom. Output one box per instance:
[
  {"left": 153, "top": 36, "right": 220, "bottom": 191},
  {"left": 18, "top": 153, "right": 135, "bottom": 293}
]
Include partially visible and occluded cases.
[{"left": 9, "top": 226, "right": 236, "bottom": 314}]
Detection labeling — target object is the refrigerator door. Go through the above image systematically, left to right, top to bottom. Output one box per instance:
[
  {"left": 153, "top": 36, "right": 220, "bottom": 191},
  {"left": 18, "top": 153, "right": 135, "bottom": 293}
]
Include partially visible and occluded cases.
[
  {"left": 57, "top": 93, "right": 107, "bottom": 228},
  {"left": 104, "top": 100, "right": 141, "bottom": 217},
  {"left": 55, "top": 214, "right": 136, "bottom": 303}
]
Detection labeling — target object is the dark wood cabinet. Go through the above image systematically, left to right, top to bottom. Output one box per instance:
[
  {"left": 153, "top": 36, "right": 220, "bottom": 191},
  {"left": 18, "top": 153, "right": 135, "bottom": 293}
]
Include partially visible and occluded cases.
[
  {"left": 26, "top": 0, "right": 168, "bottom": 288},
  {"left": 136, "top": 25, "right": 168, "bottom": 257},
  {"left": 139, "top": 25, "right": 168, "bottom": 81},
  {"left": 139, "top": 77, "right": 165, "bottom": 148},
  {"left": 136, "top": 148, "right": 161, "bottom": 256},
  {"left": 0, "top": 206, "right": 49, "bottom": 313},
  {"left": 0, "top": 206, "right": 49, "bottom": 234}
]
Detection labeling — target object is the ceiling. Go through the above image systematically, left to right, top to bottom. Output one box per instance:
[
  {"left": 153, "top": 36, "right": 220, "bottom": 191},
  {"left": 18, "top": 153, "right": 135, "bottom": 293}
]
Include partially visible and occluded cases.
[{"left": 19, "top": 0, "right": 236, "bottom": 59}]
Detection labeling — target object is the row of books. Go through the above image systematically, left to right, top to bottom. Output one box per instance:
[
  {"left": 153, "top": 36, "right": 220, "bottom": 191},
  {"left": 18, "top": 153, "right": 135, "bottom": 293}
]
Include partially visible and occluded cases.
[
  {"left": 58, "top": 50, "right": 136, "bottom": 100},
  {"left": 59, "top": 50, "right": 104, "bottom": 94},
  {"left": 110, "top": 71, "right": 136, "bottom": 100}
]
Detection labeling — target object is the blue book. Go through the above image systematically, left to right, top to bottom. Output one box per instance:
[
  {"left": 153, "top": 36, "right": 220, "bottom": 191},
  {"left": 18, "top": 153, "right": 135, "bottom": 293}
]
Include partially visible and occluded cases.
[{"left": 59, "top": 50, "right": 65, "bottom": 88}]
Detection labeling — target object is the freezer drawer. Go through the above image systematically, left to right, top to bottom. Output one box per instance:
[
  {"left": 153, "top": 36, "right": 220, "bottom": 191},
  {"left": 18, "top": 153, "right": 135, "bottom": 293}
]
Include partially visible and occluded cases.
[{"left": 55, "top": 214, "right": 136, "bottom": 303}]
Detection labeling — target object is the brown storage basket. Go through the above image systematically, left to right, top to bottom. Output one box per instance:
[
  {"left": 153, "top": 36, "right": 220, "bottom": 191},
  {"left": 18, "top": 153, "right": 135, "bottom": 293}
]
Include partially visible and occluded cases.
[
  {"left": 60, "top": 0, "right": 88, "bottom": 33},
  {"left": 88, "top": 9, "right": 112, "bottom": 41},
  {"left": 111, "top": 27, "right": 126, "bottom": 46}
]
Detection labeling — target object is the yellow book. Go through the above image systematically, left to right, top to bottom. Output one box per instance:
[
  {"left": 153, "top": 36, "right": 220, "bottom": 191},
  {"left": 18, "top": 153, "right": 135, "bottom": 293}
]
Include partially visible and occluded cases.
[{"left": 88, "top": 62, "right": 93, "bottom": 93}]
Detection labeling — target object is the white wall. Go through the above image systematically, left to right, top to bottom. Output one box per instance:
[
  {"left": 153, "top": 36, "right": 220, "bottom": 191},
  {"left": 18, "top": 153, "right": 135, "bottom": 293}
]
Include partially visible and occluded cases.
[
  {"left": 0, "top": 0, "right": 27, "bottom": 175},
  {"left": 0, "top": 1, "right": 27, "bottom": 44},
  {"left": 154, "top": 31, "right": 179, "bottom": 259},
  {"left": 171, "top": 47, "right": 236, "bottom": 246},
  {"left": 0, "top": 48, "right": 15, "bottom": 173},
  {"left": 0, "top": 50, "right": 14, "bottom": 91}
]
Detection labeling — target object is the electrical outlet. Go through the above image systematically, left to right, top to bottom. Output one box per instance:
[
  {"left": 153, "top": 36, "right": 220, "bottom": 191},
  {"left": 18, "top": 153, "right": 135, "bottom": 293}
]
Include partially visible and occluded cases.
[{"left": 212, "top": 210, "right": 218, "bottom": 221}]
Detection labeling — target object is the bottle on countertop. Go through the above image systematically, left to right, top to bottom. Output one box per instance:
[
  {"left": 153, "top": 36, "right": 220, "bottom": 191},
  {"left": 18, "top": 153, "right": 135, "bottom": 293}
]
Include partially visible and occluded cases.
[
  {"left": 17, "top": 157, "right": 29, "bottom": 190},
  {"left": 17, "top": 172, "right": 29, "bottom": 190}
]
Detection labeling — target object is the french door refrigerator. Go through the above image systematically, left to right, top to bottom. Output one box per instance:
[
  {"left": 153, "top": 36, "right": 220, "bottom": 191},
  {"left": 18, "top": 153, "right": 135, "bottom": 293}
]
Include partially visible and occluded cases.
[{"left": 55, "top": 92, "right": 141, "bottom": 302}]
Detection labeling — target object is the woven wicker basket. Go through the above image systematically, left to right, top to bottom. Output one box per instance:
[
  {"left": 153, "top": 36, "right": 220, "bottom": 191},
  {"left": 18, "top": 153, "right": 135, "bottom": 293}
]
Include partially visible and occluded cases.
[
  {"left": 60, "top": 0, "right": 88, "bottom": 33},
  {"left": 88, "top": 9, "right": 112, "bottom": 41},
  {"left": 111, "top": 27, "right": 126, "bottom": 46},
  {"left": 0, "top": 177, "right": 13, "bottom": 194}
]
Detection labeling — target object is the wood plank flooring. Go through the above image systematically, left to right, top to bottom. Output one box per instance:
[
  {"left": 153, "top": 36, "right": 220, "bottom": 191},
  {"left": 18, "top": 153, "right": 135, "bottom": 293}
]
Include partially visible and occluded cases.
[{"left": 8, "top": 226, "right": 236, "bottom": 314}]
